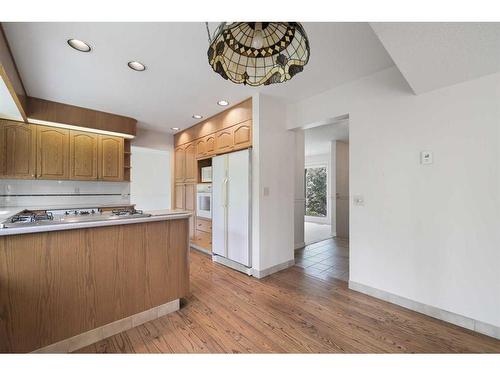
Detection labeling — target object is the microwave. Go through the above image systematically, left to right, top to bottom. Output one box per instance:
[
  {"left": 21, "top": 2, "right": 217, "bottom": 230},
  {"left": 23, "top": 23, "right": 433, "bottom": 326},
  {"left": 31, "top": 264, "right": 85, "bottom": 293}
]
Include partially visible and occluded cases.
[{"left": 201, "top": 166, "right": 212, "bottom": 183}]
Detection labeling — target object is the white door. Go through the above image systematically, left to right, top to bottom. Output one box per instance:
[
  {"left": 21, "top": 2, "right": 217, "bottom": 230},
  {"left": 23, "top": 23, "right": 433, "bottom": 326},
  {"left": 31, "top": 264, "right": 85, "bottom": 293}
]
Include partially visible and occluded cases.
[
  {"left": 227, "top": 149, "right": 250, "bottom": 266},
  {"left": 212, "top": 154, "right": 227, "bottom": 256}
]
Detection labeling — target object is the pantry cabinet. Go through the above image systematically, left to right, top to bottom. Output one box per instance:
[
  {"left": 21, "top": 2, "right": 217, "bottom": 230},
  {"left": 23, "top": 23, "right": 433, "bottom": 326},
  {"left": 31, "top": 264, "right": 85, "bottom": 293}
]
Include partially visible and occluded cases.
[
  {"left": 0, "top": 120, "right": 36, "bottom": 179},
  {"left": 36, "top": 125, "right": 70, "bottom": 180},
  {"left": 69, "top": 131, "right": 98, "bottom": 180}
]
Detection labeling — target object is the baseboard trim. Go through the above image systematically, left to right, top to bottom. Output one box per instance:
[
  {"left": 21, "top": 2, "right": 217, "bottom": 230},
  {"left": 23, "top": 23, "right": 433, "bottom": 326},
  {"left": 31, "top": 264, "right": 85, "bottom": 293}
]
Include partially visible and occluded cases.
[
  {"left": 294, "top": 242, "right": 305, "bottom": 249},
  {"left": 190, "top": 243, "right": 211, "bottom": 255},
  {"left": 212, "top": 254, "right": 252, "bottom": 275},
  {"left": 252, "top": 259, "right": 295, "bottom": 279},
  {"left": 349, "top": 281, "right": 500, "bottom": 340},
  {"left": 32, "top": 299, "right": 180, "bottom": 353}
]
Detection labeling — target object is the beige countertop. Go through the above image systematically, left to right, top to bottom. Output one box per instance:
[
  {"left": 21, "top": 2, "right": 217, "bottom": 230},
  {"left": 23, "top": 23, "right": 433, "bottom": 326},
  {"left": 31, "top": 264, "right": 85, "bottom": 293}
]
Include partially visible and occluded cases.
[{"left": 0, "top": 206, "right": 191, "bottom": 236}]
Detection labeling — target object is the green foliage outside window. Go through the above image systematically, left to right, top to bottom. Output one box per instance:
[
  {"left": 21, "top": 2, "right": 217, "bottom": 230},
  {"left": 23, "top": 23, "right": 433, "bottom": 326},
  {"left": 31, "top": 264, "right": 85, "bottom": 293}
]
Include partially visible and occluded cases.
[{"left": 305, "top": 167, "right": 327, "bottom": 217}]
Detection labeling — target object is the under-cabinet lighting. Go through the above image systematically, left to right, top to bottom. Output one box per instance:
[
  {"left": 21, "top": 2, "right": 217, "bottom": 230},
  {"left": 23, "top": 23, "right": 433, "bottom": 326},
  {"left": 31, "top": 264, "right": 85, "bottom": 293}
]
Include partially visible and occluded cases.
[{"left": 27, "top": 118, "right": 135, "bottom": 139}]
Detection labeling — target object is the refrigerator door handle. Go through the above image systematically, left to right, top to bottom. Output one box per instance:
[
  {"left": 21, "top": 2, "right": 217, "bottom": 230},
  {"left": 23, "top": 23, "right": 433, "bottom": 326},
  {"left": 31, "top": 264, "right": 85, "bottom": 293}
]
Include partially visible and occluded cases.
[{"left": 222, "top": 177, "right": 228, "bottom": 207}]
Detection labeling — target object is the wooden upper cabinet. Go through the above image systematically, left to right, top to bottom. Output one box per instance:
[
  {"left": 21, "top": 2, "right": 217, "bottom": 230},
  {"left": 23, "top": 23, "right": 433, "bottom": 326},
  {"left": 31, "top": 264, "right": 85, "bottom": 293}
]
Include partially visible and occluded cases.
[
  {"left": 0, "top": 120, "right": 36, "bottom": 179},
  {"left": 233, "top": 120, "right": 252, "bottom": 150},
  {"left": 36, "top": 125, "right": 69, "bottom": 180},
  {"left": 215, "top": 128, "right": 234, "bottom": 154},
  {"left": 69, "top": 131, "right": 98, "bottom": 180},
  {"left": 205, "top": 134, "right": 216, "bottom": 155},
  {"left": 98, "top": 135, "right": 124, "bottom": 181},
  {"left": 195, "top": 138, "right": 206, "bottom": 158},
  {"left": 184, "top": 142, "right": 196, "bottom": 183},
  {"left": 175, "top": 146, "right": 186, "bottom": 183}
]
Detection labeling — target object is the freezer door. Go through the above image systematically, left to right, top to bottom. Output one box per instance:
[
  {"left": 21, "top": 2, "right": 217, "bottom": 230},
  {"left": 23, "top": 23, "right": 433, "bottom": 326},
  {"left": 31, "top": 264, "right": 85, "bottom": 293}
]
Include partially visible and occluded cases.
[
  {"left": 227, "top": 149, "right": 250, "bottom": 267},
  {"left": 211, "top": 154, "right": 227, "bottom": 257}
]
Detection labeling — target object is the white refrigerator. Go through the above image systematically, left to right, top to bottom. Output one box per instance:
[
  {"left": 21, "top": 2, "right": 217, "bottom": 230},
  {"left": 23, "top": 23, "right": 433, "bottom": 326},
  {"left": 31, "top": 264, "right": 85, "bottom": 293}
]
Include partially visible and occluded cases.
[{"left": 212, "top": 149, "right": 251, "bottom": 272}]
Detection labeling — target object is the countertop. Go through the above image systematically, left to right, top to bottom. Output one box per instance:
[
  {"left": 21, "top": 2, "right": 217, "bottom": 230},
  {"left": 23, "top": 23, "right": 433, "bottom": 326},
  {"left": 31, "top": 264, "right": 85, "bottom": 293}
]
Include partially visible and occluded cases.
[{"left": 0, "top": 206, "right": 191, "bottom": 236}]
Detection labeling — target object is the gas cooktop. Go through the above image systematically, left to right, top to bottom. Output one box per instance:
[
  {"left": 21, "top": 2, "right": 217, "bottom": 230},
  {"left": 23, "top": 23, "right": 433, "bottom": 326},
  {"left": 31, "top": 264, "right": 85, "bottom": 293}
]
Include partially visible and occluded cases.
[{"left": 0, "top": 207, "right": 151, "bottom": 228}]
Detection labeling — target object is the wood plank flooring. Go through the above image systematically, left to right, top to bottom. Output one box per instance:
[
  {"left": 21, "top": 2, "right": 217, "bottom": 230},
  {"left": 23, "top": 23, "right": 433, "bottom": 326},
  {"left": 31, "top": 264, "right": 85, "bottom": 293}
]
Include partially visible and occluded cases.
[{"left": 76, "top": 250, "right": 500, "bottom": 353}]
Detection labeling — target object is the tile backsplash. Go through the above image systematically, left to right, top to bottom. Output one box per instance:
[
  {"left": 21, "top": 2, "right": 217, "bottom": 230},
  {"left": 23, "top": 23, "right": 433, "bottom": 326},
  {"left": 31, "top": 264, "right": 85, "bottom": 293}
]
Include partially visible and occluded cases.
[{"left": 0, "top": 179, "right": 130, "bottom": 208}]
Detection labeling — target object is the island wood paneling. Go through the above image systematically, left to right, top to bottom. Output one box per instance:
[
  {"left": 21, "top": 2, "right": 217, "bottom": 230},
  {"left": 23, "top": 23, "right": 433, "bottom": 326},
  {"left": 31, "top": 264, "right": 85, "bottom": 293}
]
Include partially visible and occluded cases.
[
  {"left": 27, "top": 97, "right": 137, "bottom": 137},
  {"left": 0, "top": 218, "right": 190, "bottom": 353}
]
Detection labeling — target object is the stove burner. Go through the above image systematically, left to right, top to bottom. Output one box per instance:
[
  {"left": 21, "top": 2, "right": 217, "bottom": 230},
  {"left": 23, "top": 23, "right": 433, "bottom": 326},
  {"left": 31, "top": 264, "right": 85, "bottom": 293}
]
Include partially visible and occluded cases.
[
  {"left": 111, "top": 208, "right": 144, "bottom": 216},
  {"left": 10, "top": 210, "right": 53, "bottom": 223}
]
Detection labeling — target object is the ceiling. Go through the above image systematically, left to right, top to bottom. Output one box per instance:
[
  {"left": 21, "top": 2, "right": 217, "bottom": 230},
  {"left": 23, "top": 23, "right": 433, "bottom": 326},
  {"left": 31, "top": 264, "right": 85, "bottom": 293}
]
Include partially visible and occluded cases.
[
  {"left": 3, "top": 22, "right": 394, "bottom": 133},
  {"left": 370, "top": 22, "right": 500, "bottom": 94},
  {"left": 304, "top": 119, "right": 349, "bottom": 157}
]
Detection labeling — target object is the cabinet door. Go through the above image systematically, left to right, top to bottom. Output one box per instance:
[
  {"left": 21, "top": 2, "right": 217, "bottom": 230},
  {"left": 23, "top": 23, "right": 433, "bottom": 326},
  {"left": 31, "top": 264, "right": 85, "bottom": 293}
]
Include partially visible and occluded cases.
[
  {"left": 0, "top": 120, "right": 36, "bottom": 179},
  {"left": 233, "top": 120, "right": 252, "bottom": 150},
  {"left": 36, "top": 125, "right": 70, "bottom": 180},
  {"left": 215, "top": 128, "right": 234, "bottom": 154},
  {"left": 70, "top": 131, "right": 98, "bottom": 180},
  {"left": 205, "top": 134, "right": 216, "bottom": 155},
  {"left": 98, "top": 135, "right": 124, "bottom": 181},
  {"left": 195, "top": 138, "right": 206, "bottom": 159},
  {"left": 184, "top": 142, "right": 196, "bottom": 183},
  {"left": 174, "top": 146, "right": 185, "bottom": 183},
  {"left": 174, "top": 183, "right": 185, "bottom": 210},
  {"left": 185, "top": 183, "right": 196, "bottom": 211}
]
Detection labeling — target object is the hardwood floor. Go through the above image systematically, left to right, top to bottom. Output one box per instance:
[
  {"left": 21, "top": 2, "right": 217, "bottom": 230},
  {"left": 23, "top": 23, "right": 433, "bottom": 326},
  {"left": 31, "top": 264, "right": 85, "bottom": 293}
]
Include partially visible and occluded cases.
[{"left": 76, "top": 250, "right": 500, "bottom": 353}]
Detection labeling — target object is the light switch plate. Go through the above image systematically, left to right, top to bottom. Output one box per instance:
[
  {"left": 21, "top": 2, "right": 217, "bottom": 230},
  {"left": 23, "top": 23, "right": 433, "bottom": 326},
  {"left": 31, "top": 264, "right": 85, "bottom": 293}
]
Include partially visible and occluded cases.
[
  {"left": 420, "top": 151, "right": 433, "bottom": 165},
  {"left": 263, "top": 187, "right": 270, "bottom": 197}
]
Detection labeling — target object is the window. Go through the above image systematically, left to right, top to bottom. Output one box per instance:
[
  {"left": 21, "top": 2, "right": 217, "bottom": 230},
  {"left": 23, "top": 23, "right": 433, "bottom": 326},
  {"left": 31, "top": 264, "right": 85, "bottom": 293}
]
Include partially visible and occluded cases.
[{"left": 305, "top": 166, "right": 327, "bottom": 217}]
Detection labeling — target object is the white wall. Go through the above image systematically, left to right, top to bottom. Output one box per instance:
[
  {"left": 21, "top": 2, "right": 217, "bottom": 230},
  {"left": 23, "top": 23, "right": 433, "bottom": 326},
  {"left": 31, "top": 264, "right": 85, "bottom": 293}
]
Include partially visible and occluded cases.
[
  {"left": 286, "top": 66, "right": 500, "bottom": 329},
  {"left": 252, "top": 93, "right": 296, "bottom": 274},
  {"left": 130, "top": 128, "right": 173, "bottom": 210},
  {"left": 294, "top": 130, "right": 305, "bottom": 249},
  {"left": 130, "top": 146, "right": 171, "bottom": 210}
]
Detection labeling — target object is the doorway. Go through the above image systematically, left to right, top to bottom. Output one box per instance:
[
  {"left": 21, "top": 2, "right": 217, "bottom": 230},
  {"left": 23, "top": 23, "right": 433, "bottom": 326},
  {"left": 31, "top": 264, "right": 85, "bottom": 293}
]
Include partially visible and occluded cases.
[{"left": 295, "top": 117, "right": 350, "bottom": 281}]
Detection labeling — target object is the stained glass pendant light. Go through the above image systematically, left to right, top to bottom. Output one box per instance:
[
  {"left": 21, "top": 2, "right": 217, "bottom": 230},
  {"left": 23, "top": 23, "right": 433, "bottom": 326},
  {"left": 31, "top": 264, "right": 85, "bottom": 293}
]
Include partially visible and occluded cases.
[{"left": 207, "top": 22, "right": 310, "bottom": 86}]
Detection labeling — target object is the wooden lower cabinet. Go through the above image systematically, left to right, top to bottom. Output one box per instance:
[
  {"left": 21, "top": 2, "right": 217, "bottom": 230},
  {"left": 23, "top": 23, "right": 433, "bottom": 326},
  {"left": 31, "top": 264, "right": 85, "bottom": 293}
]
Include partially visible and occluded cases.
[
  {"left": 0, "top": 120, "right": 36, "bottom": 179},
  {"left": 36, "top": 125, "right": 70, "bottom": 180},
  {"left": 69, "top": 130, "right": 98, "bottom": 180},
  {"left": 98, "top": 135, "right": 124, "bottom": 181},
  {"left": 175, "top": 183, "right": 196, "bottom": 240},
  {"left": 174, "top": 184, "right": 185, "bottom": 210}
]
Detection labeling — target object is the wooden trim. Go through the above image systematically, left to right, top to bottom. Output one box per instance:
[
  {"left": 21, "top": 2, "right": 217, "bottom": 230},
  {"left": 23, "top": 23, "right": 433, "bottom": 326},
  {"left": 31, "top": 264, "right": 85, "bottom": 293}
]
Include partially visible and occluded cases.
[
  {"left": 0, "top": 24, "right": 27, "bottom": 96},
  {"left": 0, "top": 64, "right": 27, "bottom": 122},
  {"left": 27, "top": 97, "right": 137, "bottom": 136}
]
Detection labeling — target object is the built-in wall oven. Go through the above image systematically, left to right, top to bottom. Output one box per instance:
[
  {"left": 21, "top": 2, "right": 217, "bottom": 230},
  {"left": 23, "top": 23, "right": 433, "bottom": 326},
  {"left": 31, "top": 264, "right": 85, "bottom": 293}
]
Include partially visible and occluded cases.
[{"left": 196, "top": 184, "right": 212, "bottom": 219}]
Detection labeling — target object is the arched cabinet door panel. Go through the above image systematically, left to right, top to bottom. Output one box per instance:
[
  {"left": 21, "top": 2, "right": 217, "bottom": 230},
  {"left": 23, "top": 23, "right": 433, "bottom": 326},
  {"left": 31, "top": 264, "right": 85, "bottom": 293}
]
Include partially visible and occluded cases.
[
  {"left": 0, "top": 120, "right": 36, "bottom": 179},
  {"left": 233, "top": 120, "right": 252, "bottom": 150},
  {"left": 36, "top": 125, "right": 70, "bottom": 180},
  {"left": 215, "top": 128, "right": 234, "bottom": 154},
  {"left": 70, "top": 131, "right": 98, "bottom": 180},
  {"left": 98, "top": 135, "right": 124, "bottom": 181},
  {"left": 184, "top": 142, "right": 196, "bottom": 183},
  {"left": 175, "top": 146, "right": 185, "bottom": 183}
]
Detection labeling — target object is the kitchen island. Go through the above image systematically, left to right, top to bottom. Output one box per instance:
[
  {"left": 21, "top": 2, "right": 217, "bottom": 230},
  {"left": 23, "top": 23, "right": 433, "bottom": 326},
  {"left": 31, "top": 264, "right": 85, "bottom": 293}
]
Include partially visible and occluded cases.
[{"left": 0, "top": 208, "right": 191, "bottom": 353}]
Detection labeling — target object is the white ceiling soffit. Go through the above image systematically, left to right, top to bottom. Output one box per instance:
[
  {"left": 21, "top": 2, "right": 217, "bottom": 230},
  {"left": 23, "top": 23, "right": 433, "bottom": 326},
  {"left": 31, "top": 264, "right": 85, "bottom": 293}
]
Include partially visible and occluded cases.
[
  {"left": 3, "top": 22, "right": 393, "bottom": 133},
  {"left": 370, "top": 22, "right": 500, "bottom": 95},
  {"left": 0, "top": 75, "right": 24, "bottom": 121},
  {"left": 305, "top": 119, "right": 349, "bottom": 157}
]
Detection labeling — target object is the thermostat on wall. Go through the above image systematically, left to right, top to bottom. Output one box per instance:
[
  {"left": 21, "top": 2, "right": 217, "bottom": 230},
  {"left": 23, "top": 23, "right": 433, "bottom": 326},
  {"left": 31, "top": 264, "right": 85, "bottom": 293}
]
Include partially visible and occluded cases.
[{"left": 420, "top": 151, "right": 433, "bottom": 165}]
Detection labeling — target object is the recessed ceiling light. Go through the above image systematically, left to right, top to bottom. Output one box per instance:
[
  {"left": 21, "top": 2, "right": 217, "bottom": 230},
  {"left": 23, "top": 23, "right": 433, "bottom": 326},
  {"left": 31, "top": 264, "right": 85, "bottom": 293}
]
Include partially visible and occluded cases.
[
  {"left": 67, "top": 39, "right": 91, "bottom": 52},
  {"left": 128, "top": 61, "right": 146, "bottom": 72},
  {"left": 217, "top": 100, "right": 229, "bottom": 106},
  {"left": 192, "top": 114, "right": 203, "bottom": 119},
  {"left": 171, "top": 127, "right": 180, "bottom": 131}
]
